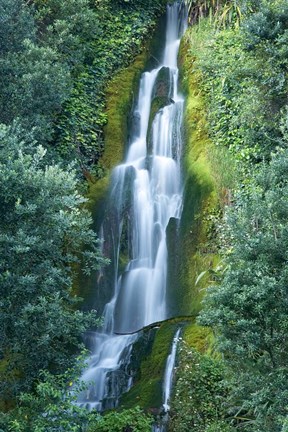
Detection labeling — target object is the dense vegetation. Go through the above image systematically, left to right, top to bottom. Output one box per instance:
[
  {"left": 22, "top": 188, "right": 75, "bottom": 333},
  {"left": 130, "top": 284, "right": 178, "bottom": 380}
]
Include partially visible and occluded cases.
[
  {"left": 0, "top": 0, "right": 166, "bottom": 430},
  {"left": 0, "top": 0, "right": 166, "bottom": 172},
  {"left": 2, "top": 0, "right": 288, "bottom": 430},
  {"left": 170, "top": 1, "right": 288, "bottom": 431}
]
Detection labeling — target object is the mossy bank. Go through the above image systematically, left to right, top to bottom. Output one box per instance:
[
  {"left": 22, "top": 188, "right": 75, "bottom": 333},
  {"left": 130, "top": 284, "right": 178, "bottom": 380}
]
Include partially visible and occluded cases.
[{"left": 167, "top": 26, "right": 221, "bottom": 322}]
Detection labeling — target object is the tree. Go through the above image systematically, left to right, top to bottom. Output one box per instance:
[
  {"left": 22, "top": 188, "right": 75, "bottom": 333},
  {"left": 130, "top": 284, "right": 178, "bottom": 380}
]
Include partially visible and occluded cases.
[
  {"left": 0, "top": 0, "right": 35, "bottom": 55},
  {"left": 34, "top": 0, "right": 102, "bottom": 67},
  {"left": 0, "top": 42, "right": 70, "bottom": 143},
  {"left": 0, "top": 124, "right": 106, "bottom": 400},
  {"left": 199, "top": 147, "right": 288, "bottom": 430},
  {"left": 169, "top": 343, "right": 232, "bottom": 432},
  {"left": 0, "top": 363, "right": 93, "bottom": 432}
]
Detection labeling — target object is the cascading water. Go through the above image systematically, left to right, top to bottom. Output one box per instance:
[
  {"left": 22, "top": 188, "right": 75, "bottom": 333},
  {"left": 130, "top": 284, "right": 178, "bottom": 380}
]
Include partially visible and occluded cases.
[
  {"left": 78, "top": 2, "right": 187, "bottom": 411},
  {"left": 152, "top": 328, "right": 181, "bottom": 432},
  {"left": 162, "top": 328, "right": 181, "bottom": 412}
]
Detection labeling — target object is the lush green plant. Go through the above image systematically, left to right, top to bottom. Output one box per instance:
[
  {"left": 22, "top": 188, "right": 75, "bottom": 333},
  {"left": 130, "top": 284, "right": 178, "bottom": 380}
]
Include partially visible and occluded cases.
[
  {"left": 0, "top": 0, "right": 35, "bottom": 55},
  {"left": 184, "top": 0, "right": 243, "bottom": 27},
  {"left": 243, "top": 0, "right": 288, "bottom": 47},
  {"left": 186, "top": 9, "right": 288, "bottom": 174},
  {"left": 0, "top": 124, "right": 106, "bottom": 399},
  {"left": 199, "top": 148, "right": 288, "bottom": 430},
  {"left": 169, "top": 343, "right": 232, "bottom": 432},
  {"left": 0, "top": 361, "right": 94, "bottom": 432},
  {"left": 89, "top": 406, "right": 153, "bottom": 432}
]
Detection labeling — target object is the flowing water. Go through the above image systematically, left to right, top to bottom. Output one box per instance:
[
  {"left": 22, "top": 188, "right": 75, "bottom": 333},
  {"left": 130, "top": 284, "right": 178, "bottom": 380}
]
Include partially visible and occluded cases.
[
  {"left": 78, "top": 2, "right": 187, "bottom": 411},
  {"left": 151, "top": 328, "right": 181, "bottom": 432},
  {"left": 162, "top": 328, "right": 181, "bottom": 412}
]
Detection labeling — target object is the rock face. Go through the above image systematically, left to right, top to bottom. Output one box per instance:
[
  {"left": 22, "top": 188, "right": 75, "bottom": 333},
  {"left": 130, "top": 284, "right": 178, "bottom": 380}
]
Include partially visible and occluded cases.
[
  {"left": 147, "top": 66, "right": 173, "bottom": 154},
  {"left": 153, "top": 66, "right": 172, "bottom": 99},
  {"left": 98, "top": 164, "right": 136, "bottom": 313},
  {"left": 166, "top": 217, "right": 180, "bottom": 318}
]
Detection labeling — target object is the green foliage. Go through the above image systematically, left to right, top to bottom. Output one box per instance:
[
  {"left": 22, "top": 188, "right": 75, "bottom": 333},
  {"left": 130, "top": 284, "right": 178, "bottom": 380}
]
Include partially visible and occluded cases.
[
  {"left": 0, "top": 0, "right": 35, "bottom": 55},
  {"left": 0, "top": 0, "right": 166, "bottom": 171},
  {"left": 0, "top": 0, "right": 70, "bottom": 144},
  {"left": 34, "top": 0, "right": 101, "bottom": 67},
  {"left": 37, "top": 0, "right": 167, "bottom": 169},
  {"left": 185, "top": 0, "right": 288, "bottom": 176},
  {"left": 243, "top": 0, "right": 288, "bottom": 47},
  {"left": 184, "top": 2, "right": 288, "bottom": 431},
  {"left": 196, "top": 28, "right": 280, "bottom": 163},
  {"left": 0, "top": 43, "right": 70, "bottom": 143},
  {"left": 0, "top": 124, "right": 106, "bottom": 399},
  {"left": 199, "top": 148, "right": 288, "bottom": 430},
  {"left": 169, "top": 343, "right": 232, "bottom": 432},
  {"left": 0, "top": 362, "right": 93, "bottom": 432},
  {"left": 89, "top": 406, "right": 153, "bottom": 432}
]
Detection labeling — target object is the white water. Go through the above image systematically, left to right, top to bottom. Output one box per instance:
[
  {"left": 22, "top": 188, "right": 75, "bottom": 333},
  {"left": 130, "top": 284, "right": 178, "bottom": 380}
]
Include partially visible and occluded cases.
[
  {"left": 77, "top": 2, "right": 187, "bottom": 411},
  {"left": 163, "top": 328, "right": 181, "bottom": 412},
  {"left": 151, "top": 329, "right": 181, "bottom": 432}
]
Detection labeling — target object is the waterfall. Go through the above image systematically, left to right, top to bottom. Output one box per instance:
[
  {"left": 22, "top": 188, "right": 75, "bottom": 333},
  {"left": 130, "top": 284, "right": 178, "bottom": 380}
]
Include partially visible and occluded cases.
[
  {"left": 77, "top": 2, "right": 187, "bottom": 411},
  {"left": 151, "top": 328, "right": 181, "bottom": 432},
  {"left": 163, "top": 328, "right": 181, "bottom": 412}
]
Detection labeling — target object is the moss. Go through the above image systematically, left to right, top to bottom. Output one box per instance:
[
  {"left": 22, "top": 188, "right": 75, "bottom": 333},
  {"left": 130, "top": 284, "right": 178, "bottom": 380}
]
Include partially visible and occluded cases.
[
  {"left": 169, "top": 31, "right": 220, "bottom": 318},
  {"left": 102, "top": 50, "right": 148, "bottom": 171},
  {"left": 120, "top": 321, "right": 180, "bottom": 410},
  {"left": 183, "top": 322, "right": 214, "bottom": 354}
]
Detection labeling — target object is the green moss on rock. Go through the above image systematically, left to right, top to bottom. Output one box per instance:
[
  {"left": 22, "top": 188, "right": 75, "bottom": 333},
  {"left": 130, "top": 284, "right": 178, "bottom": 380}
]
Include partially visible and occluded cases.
[
  {"left": 170, "top": 32, "right": 220, "bottom": 318},
  {"left": 103, "top": 52, "right": 148, "bottom": 171},
  {"left": 120, "top": 322, "right": 180, "bottom": 410},
  {"left": 183, "top": 322, "right": 214, "bottom": 354}
]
